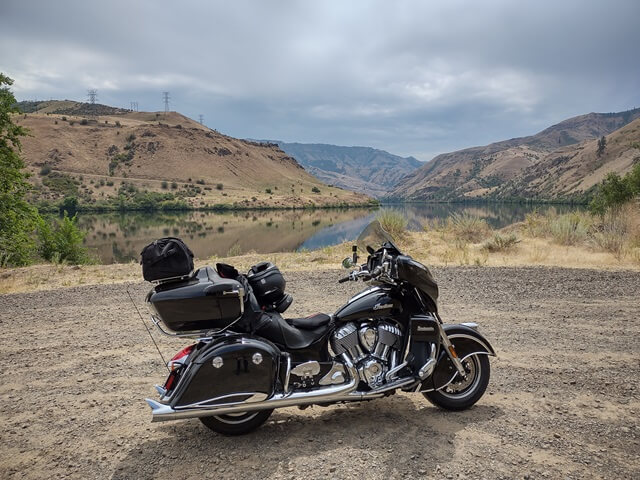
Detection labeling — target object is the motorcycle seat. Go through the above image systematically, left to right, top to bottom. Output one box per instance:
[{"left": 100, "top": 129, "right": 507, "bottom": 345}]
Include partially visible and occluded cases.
[
  {"left": 254, "top": 312, "right": 331, "bottom": 350},
  {"left": 285, "top": 313, "right": 331, "bottom": 330}
]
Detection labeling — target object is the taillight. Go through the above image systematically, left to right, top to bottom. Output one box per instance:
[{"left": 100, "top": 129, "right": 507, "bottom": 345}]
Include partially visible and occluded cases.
[{"left": 168, "top": 344, "right": 196, "bottom": 371}]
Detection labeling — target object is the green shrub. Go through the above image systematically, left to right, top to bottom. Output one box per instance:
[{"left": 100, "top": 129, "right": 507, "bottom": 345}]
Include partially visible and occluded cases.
[
  {"left": 62, "top": 116, "right": 67, "bottom": 121},
  {"left": 80, "top": 119, "right": 88, "bottom": 125},
  {"left": 125, "top": 133, "right": 136, "bottom": 142},
  {"left": 590, "top": 163, "right": 640, "bottom": 214},
  {"left": 39, "top": 164, "right": 52, "bottom": 176},
  {"left": 196, "top": 179, "right": 205, "bottom": 185},
  {"left": 161, "top": 181, "right": 168, "bottom": 189},
  {"left": 171, "top": 182, "right": 178, "bottom": 189},
  {"left": 216, "top": 183, "right": 223, "bottom": 190},
  {"left": 311, "top": 186, "right": 320, "bottom": 193},
  {"left": 265, "top": 188, "right": 272, "bottom": 194},
  {"left": 376, "top": 209, "right": 408, "bottom": 238},
  {"left": 448, "top": 212, "right": 491, "bottom": 242},
  {"left": 550, "top": 212, "right": 592, "bottom": 245},
  {"left": 36, "top": 213, "right": 91, "bottom": 264},
  {"left": 482, "top": 233, "right": 520, "bottom": 253}
]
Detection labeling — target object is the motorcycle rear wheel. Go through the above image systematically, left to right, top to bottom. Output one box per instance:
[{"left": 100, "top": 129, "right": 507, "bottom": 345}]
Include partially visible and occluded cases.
[
  {"left": 423, "top": 354, "right": 490, "bottom": 411},
  {"left": 200, "top": 409, "right": 274, "bottom": 435}
]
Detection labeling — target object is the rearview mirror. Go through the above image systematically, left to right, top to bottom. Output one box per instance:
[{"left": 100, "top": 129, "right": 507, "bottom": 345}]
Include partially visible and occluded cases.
[{"left": 342, "top": 257, "right": 354, "bottom": 269}]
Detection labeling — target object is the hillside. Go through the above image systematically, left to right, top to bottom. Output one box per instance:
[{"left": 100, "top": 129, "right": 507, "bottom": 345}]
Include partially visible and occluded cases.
[
  {"left": 14, "top": 101, "right": 374, "bottom": 209},
  {"left": 391, "top": 108, "right": 640, "bottom": 201},
  {"left": 272, "top": 142, "right": 422, "bottom": 197}
]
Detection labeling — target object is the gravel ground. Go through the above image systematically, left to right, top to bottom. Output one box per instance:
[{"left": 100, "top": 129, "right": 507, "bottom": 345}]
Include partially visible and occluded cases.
[{"left": 0, "top": 266, "right": 639, "bottom": 480}]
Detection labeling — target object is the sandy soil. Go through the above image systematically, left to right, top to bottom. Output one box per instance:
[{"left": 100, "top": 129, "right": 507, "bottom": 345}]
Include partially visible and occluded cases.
[{"left": 1, "top": 266, "right": 639, "bottom": 479}]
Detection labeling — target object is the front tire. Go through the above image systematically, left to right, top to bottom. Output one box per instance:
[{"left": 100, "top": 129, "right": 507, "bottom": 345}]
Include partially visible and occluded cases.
[
  {"left": 423, "top": 354, "right": 490, "bottom": 411},
  {"left": 200, "top": 409, "right": 274, "bottom": 435}
]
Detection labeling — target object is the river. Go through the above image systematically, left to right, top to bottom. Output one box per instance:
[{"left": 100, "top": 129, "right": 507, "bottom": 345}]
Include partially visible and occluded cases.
[{"left": 76, "top": 203, "right": 584, "bottom": 263}]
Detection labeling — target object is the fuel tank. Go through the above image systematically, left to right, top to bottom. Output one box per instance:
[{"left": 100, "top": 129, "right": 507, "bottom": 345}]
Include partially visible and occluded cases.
[{"left": 334, "top": 286, "right": 403, "bottom": 323}]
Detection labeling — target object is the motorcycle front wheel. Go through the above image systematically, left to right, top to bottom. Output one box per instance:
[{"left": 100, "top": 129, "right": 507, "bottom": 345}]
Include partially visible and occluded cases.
[
  {"left": 423, "top": 354, "right": 490, "bottom": 411},
  {"left": 200, "top": 409, "right": 274, "bottom": 436}
]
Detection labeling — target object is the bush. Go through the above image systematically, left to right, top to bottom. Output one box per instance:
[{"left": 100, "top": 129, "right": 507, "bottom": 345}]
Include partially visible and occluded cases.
[
  {"left": 61, "top": 116, "right": 67, "bottom": 121},
  {"left": 80, "top": 119, "right": 88, "bottom": 125},
  {"left": 115, "top": 120, "right": 121, "bottom": 127},
  {"left": 125, "top": 133, "right": 136, "bottom": 142},
  {"left": 590, "top": 163, "right": 640, "bottom": 214},
  {"left": 39, "top": 165, "right": 52, "bottom": 176},
  {"left": 196, "top": 179, "right": 205, "bottom": 185},
  {"left": 161, "top": 181, "right": 168, "bottom": 189},
  {"left": 171, "top": 182, "right": 178, "bottom": 189},
  {"left": 216, "top": 183, "right": 223, "bottom": 190},
  {"left": 311, "top": 186, "right": 321, "bottom": 193},
  {"left": 265, "top": 188, "right": 272, "bottom": 194},
  {"left": 376, "top": 209, "right": 408, "bottom": 238},
  {"left": 447, "top": 212, "right": 491, "bottom": 242},
  {"left": 549, "top": 212, "right": 592, "bottom": 245},
  {"left": 36, "top": 213, "right": 91, "bottom": 264},
  {"left": 482, "top": 233, "right": 520, "bottom": 253}
]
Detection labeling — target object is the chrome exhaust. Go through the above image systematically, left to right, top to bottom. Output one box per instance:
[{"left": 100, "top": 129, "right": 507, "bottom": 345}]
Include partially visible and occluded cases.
[{"left": 147, "top": 359, "right": 360, "bottom": 422}]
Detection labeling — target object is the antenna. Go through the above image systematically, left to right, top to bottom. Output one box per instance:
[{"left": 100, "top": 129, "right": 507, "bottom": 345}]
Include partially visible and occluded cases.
[
  {"left": 162, "top": 91, "right": 170, "bottom": 113},
  {"left": 198, "top": 114, "right": 204, "bottom": 125}
]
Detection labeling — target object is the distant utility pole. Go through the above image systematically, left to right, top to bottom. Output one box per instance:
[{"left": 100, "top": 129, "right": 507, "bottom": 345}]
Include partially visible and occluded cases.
[
  {"left": 87, "top": 89, "right": 98, "bottom": 118},
  {"left": 162, "top": 91, "right": 170, "bottom": 113},
  {"left": 130, "top": 101, "right": 138, "bottom": 112},
  {"left": 198, "top": 114, "right": 204, "bottom": 125}
]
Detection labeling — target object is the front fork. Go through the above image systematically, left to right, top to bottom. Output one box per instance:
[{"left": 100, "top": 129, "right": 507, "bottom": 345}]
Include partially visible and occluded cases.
[{"left": 436, "top": 317, "right": 467, "bottom": 378}]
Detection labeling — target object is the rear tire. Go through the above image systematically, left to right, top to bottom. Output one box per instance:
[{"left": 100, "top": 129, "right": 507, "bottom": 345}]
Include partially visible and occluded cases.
[
  {"left": 423, "top": 354, "right": 490, "bottom": 411},
  {"left": 200, "top": 409, "right": 274, "bottom": 435}
]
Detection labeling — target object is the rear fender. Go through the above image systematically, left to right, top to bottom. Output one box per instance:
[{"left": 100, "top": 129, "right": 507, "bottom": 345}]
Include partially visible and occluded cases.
[{"left": 420, "top": 323, "right": 495, "bottom": 392}]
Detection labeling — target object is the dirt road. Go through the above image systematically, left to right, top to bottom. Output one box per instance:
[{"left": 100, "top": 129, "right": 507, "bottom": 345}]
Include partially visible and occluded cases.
[{"left": 1, "top": 266, "right": 639, "bottom": 479}]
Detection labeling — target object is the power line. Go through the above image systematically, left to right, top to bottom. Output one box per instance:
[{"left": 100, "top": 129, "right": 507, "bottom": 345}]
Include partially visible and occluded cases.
[{"left": 162, "top": 91, "right": 170, "bottom": 113}]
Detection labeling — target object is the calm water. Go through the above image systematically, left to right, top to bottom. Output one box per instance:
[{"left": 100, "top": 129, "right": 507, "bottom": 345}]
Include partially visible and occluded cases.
[{"left": 77, "top": 203, "right": 584, "bottom": 263}]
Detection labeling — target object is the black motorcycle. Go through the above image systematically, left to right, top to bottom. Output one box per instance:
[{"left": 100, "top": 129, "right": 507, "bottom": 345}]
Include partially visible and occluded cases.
[{"left": 143, "top": 220, "right": 495, "bottom": 435}]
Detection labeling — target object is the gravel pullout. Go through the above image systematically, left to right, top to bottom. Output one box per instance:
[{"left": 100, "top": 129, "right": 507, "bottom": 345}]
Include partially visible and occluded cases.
[{"left": 0, "top": 266, "right": 639, "bottom": 479}]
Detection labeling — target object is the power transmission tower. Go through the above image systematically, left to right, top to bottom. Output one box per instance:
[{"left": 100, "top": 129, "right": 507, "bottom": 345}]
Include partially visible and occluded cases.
[
  {"left": 87, "top": 89, "right": 98, "bottom": 118},
  {"left": 162, "top": 92, "right": 170, "bottom": 113},
  {"left": 130, "top": 101, "right": 138, "bottom": 112},
  {"left": 198, "top": 114, "right": 204, "bottom": 125}
]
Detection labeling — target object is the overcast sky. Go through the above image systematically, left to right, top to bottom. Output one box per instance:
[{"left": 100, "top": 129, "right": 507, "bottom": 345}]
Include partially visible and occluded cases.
[{"left": 1, "top": 0, "right": 639, "bottom": 161}]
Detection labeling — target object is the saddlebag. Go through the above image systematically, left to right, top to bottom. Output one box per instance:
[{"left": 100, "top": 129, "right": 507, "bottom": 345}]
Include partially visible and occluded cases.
[
  {"left": 140, "top": 237, "right": 194, "bottom": 282},
  {"left": 146, "top": 267, "right": 244, "bottom": 333},
  {"left": 171, "top": 336, "right": 280, "bottom": 408}
]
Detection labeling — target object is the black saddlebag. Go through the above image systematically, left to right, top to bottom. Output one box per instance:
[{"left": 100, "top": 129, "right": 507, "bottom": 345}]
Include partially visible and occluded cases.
[
  {"left": 140, "top": 237, "right": 194, "bottom": 282},
  {"left": 146, "top": 267, "right": 244, "bottom": 333},
  {"left": 171, "top": 336, "right": 280, "bottom": 408}
]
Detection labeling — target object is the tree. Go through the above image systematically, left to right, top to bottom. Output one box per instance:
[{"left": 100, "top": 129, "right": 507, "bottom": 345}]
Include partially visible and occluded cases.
[
  {"left": 0, "top": 73, "right": 39, "bottom": 266},
  {"left": 597, "top": 136, "right": 607, "bottom": 157}
]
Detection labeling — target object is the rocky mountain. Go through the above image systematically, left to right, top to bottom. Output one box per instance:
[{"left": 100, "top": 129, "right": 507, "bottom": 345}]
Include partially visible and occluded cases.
[
  {"left": 15, "top": 101, "right": 373, "bottom": 209},
  {"left": 390, "top": 108, "right": 640, "bottom": 201},
  {"left": 272, "top": 142, "right": 423, "bottom": 197}
]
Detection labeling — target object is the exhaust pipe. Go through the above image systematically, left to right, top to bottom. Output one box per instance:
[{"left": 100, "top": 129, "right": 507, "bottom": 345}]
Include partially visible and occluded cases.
[{"left": 147, "top": 360, "right": 360, "bottom": 422}]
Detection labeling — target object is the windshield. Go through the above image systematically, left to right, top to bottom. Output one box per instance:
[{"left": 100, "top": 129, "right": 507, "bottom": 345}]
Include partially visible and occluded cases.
[{"left": 356, "top": 220, "right": 401, "bottom": 253}]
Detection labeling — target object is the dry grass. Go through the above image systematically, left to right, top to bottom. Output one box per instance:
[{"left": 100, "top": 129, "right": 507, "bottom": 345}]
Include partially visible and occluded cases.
[{"left": 376, "top": 209, "right": 408, "bottom": 238}]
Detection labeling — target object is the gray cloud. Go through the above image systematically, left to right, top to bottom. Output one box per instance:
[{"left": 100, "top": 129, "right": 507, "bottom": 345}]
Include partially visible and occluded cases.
[{"left": 1, "top": 0, "right": 638, "bottom": 160}]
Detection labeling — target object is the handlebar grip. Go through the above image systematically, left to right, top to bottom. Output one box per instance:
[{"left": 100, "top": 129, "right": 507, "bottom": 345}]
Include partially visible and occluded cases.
[{"left": 338, "top": 276, "right": 350, "bottom": 283}]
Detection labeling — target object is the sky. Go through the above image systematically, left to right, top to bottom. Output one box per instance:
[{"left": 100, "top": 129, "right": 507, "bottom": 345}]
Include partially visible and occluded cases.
[{"left": 1, "top": 0, "right": 639, "bottom": 161}]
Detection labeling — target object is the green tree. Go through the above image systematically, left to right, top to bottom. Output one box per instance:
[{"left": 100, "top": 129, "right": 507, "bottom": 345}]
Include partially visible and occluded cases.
[
  {"left": 0, "top": 73, "right": 39, "bottom": 266},
  {"left": 597, "top": 136, "right": 607, "bottom": 157},
  {"left": 589, "top": 163, "right": 640, "bottom": 214}
]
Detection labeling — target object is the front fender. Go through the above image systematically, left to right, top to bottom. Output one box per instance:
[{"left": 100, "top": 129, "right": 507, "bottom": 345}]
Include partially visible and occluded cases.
[
  {"left": 420, "top": 323, "right": 495, "bottom": 392},
  {"left": 444, "top": 323, "right": 496, "bottom": 357}
]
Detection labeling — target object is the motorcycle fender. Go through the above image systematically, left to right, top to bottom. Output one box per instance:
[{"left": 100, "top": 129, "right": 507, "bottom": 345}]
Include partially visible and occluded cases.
[
  {"left": 421, "top": 324, "right": 495, "bottom": 392},
  {"left": 169, "top": 335, "right": 280, "bottom": 409}
]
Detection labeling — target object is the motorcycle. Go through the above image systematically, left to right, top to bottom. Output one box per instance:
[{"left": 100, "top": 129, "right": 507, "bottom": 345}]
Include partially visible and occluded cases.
[{"left": 143, "top": 220, "right": 495, "bottom": 435}]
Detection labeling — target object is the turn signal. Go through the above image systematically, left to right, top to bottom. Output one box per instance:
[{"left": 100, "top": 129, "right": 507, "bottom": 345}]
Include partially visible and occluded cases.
[{"left": 448, "top": 345, "right": 458, "bottom": 358}]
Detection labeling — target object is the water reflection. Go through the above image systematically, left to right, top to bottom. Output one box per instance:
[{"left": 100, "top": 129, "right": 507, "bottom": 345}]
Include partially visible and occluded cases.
[{"left": 78, "top": 203, "right": 584, "bottom": 263}]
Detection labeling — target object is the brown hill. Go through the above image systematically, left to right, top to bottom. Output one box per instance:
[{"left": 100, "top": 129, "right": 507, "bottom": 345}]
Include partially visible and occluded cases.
[
  {"left": 14, "top": 103, "right": 373, "bottom": 209},
  {"left": 391, "top": 108, "right": 640, "bottom": 201}
]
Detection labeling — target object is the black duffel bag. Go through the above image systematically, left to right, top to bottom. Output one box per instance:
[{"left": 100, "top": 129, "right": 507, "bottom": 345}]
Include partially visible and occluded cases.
[{"left": 140, "top": 237, "right": 194, "bottom": 282}]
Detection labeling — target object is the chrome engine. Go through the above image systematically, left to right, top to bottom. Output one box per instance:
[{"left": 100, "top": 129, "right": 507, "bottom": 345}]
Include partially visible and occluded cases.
[{"left": 331, "top": 321, "right": 402, "bottom": 388}]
